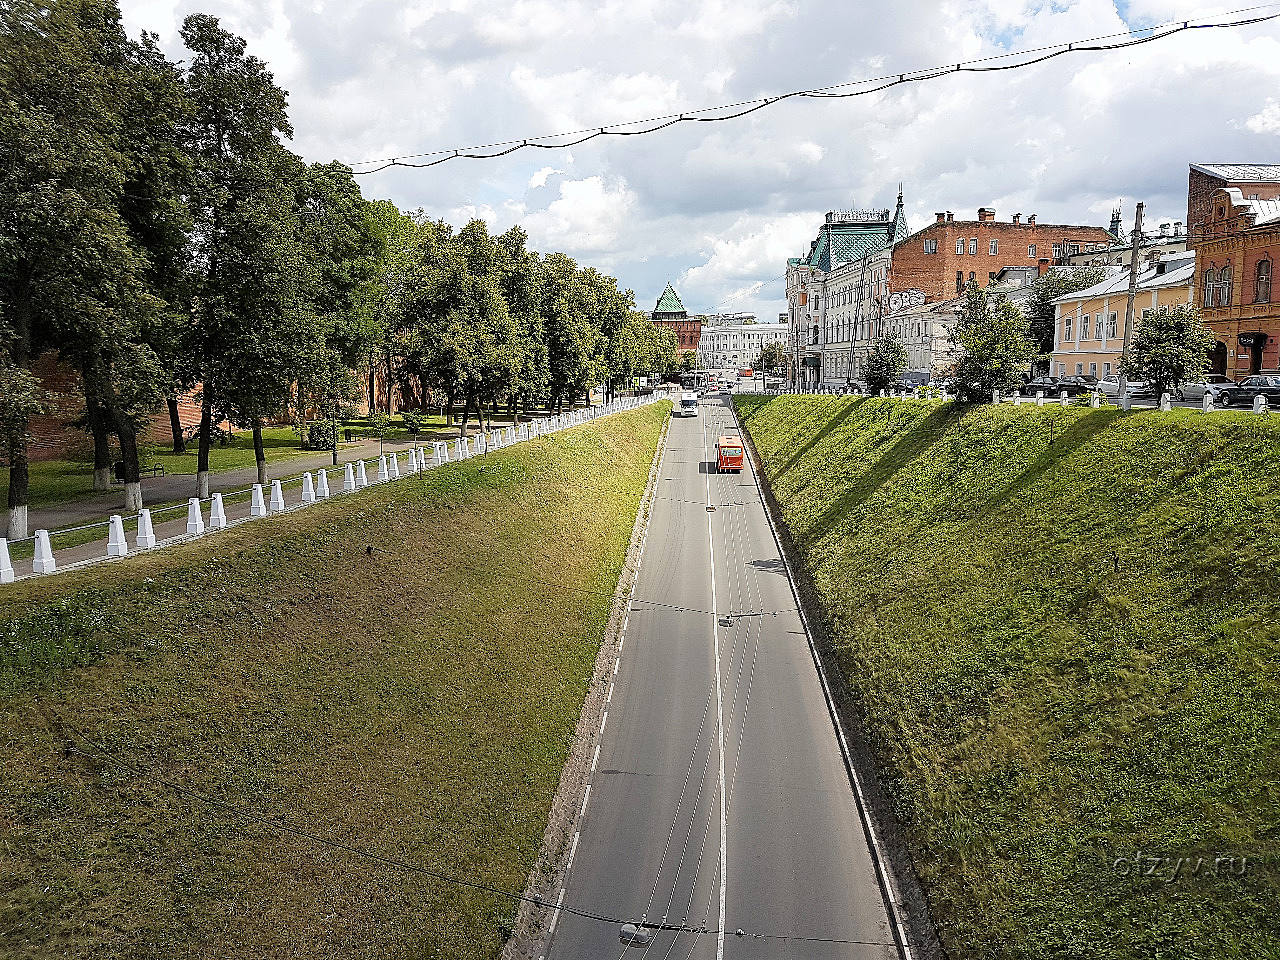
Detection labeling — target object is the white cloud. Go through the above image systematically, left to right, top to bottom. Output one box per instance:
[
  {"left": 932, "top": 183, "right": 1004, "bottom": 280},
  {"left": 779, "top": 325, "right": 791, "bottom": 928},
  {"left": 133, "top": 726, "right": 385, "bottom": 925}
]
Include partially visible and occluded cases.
[
  {"left": 1245, "top": 98, "right": 1280, "bottom": 134},
  {"left": 528, "top": 166, "right": 562, "bottom": 188},
  {"left": 523, "top": 175, "right": 638, "bottom": 251}
]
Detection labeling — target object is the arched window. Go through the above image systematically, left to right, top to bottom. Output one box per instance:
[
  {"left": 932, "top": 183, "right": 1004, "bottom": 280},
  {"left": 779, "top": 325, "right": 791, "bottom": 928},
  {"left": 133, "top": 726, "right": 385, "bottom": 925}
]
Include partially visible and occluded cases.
[
  {"left": 1256, "top": 258, "right": 1272, "bottom": 304},
  {"left": 1218, "top": 265, "right": 1232, "bottom": 307},
  {"left": 1204, "top": 269, "right": 1216, "bottom": 308}
]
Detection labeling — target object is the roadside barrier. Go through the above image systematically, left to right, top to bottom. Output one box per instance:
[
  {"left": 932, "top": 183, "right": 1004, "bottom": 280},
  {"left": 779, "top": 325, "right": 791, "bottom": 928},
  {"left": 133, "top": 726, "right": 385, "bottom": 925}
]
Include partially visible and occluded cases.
[{"left": 1, "top": 394, "right": 665, "bottom": 583}]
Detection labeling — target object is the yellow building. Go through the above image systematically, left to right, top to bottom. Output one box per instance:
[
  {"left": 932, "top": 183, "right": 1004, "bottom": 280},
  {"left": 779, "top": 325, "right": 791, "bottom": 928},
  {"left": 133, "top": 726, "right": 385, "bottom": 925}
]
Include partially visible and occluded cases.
[{"left": 1051, "top": 252, "right": 1196, "bottom": 379}]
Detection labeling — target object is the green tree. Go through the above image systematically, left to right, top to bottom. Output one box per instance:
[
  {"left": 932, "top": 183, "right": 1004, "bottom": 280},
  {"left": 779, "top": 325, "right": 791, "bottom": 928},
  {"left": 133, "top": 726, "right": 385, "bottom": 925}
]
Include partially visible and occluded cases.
[
  {"left": 180, "top": 12, "right": 294, "bottom": 496},
  {"left": 1023, "top": 266, "right": 1108, "bottom": 368},
  {"left": 952, "top": 281, "right": 1036, "bottom": 402},
  {"left": 1119, "top": 303, "right": 1214, "bottom": 400},
  {"left": 864, "top": 335, "right": 908, "bottom": 392},
  {"left": 753, "top": 340, "right": 787, "bottom": 375},
  {"left": 680, "top": 351, "right": 699, "bottom": 373}
]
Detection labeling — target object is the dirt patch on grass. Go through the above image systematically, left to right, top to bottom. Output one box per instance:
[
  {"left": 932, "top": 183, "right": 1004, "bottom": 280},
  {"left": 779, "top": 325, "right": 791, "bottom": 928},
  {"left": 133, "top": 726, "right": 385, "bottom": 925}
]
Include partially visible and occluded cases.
[{"left": 0, "top": 402, "right": 668, "bottom": 960}]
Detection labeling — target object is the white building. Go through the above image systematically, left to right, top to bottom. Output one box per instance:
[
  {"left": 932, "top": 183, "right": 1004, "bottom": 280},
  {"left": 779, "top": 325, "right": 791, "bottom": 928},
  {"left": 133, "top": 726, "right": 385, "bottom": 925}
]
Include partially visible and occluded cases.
[{"left": 697, "top": 322, "right": 789, "bottom": 371}]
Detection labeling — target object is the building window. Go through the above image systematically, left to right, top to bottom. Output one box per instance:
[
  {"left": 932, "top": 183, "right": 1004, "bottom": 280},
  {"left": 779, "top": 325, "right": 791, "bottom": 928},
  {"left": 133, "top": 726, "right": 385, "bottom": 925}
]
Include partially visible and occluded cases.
[
  {"left": 923, "top": 238, "right": 937, "bottom": 254},
  {"left": 955, "top": 238, "right": 964, "bottom": 255},
  {"left": 968, "top": 239, "right": 978, "bottom": 255},
  {"left": 989, "top": 239, "right": 998, "bottom": 255},
  {"left": 1052, "top": 243, "right": 1063, "bottom": 259},
  {"left": 1028, "top": 244, "right": 1036, "bottom": 258},
  {"left": 1256, "top": 258, "right": 1272, "bottom": 303},
  {"left": 1218, "top": 265, "right": 1232, "bottom": 307},
  {"left": 1204, "top": 269, "right": 1215, "bottom": 308},
  {"left": 956, "top": 270, "right": 964, "bottom": 293},
  {"left": 968, "top": 271, "right": 975, "bottom": 283},
  {"left": 989, "top": 271, "right": 996, "bottom": 283},
  {"left": 1107, "top": 312, "right": 1118, "bottom": 337},
  {"left": 1094, "top": 313, "right": 1103, "bottom": 339},
  {"left": 1064, "top": 315, "right": 1072, "bottom": 341},
  {"left": 1089, "top": 362, "right": 1097, "bottom": 376},
  {"left": 1104, "top": 362, "right": 1112, "bottom": 376},
  {"left": 1076, "top": 363, "right": 1084, "bottom": 375}
]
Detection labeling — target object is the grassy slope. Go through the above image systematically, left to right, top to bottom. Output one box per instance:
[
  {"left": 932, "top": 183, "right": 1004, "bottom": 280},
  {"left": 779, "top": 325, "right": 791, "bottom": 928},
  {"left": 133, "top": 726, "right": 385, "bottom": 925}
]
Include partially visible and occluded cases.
[
  {"left": 735, "top": 395, "right": 1279, "bottom": 960},
  {"left": 0, "top": 402, "right": 667, "bottom": 960}
]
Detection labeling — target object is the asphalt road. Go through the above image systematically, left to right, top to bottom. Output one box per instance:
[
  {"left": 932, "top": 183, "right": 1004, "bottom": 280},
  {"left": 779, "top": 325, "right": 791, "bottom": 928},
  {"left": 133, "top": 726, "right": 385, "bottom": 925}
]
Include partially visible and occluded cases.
[{"left": 547, "top": 393, "right": 899, "bottom": 959}]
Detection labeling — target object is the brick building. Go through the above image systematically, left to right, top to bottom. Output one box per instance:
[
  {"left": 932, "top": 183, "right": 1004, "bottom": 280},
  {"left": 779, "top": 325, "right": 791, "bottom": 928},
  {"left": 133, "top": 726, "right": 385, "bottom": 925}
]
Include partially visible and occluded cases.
[
  {"left": 1186, "top": 163, "right": 1280, "bottom": 247},
  {"left": 1195, "top": 187, "right": 1280, "bottom": 377},
  {"left": 890, "top": 208, "right": 1115, "bottom": 301},
  {"left": 650, "top": 282, "right": 702, "bottom": 352}
]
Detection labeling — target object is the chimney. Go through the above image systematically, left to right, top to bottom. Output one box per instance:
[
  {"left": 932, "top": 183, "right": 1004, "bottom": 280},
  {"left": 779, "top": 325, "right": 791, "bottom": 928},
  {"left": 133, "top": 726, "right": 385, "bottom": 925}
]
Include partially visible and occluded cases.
[
  {"left": 978, "top": 207, "right": 995, "bottom": 222},
  {"left": 1109, "top": 207, "right": 1122, "bottom": 237},
  {"left": 945, "top": 211, "right": 954, "bottom": 222},
  {"left": 935, "top": 212, "right": 946, "bottom": 223},
  {"left": 1012, "top": 213, "right": 1021, "bottom": 224},
  {"left": 1028, "top": 213, "right": 1037, "bottom": 226},
  {"left": 1174, "top": 221, "right": 1184, "bottom": 237},
  {"left": 1160, "top": 222, "right": 1171, "bottom": 238},
  {"left": 1037, "top": 257, "right": 1051, "bottom": 276}
]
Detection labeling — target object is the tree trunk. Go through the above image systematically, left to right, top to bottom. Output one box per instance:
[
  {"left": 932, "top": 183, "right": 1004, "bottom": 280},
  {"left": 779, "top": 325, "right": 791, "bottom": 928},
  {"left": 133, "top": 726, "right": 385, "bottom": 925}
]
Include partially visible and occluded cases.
[
  {"left": 385, "top": 345, "right": 393, "bottom": 414},
  {"left": 197, "top": 386, "right": 212, "bottom": 499},
  {"left": 446, "top": 388, "right": 455, "bottom": 427},
  {"left": 459, "top": 391, "right": 472, "bottom": 438},
  {"left": 167, "top": 394, "right": 185, "bottom": 453},
  {"left": 89, "top": 402, "right": 113, "bottom": 491},
  {"left": 116, "top": 416, "right": 143, "bottom": 514},
  {"left": 252, "top": 420, "right": 267, "bottom": 486},
  {"left": 5, "top": 434, "right": 28, "bottom": 540}
]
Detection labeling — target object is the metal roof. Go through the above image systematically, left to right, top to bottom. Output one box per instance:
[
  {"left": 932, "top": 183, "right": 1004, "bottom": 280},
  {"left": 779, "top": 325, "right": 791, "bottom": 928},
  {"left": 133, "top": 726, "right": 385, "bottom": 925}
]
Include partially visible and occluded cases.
[
  {"left": 1191, "top": 162, "right": 1280, "bottom": 183},
  {"left": 1051, "top": 255, "right": 1197, "bottom": 304},
  {"left": 652, "top": 282, "right": 687, "bottom": 318}
]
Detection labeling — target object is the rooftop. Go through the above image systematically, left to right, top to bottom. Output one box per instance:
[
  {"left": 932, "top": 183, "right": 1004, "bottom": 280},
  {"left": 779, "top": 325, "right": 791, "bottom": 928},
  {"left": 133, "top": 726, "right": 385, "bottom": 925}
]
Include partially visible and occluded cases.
[
  {"left": 1191, "top": 162, "right": 1280, "bottom": 183},
  {"left": 1224, "top": 187, "right": 1280, "bottom": 227},
  {"left": 1051, "top": 252, "right": 1197, "bottom": 304},
  {"left": 652, "top": 282, "right": 687, "bottom": 319}
]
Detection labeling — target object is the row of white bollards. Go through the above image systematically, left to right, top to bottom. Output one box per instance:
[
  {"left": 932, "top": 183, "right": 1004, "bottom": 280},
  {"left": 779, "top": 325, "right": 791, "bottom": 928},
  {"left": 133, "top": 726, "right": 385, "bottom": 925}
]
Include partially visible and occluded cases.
[{"left": 7, "top": 396, "right": 659, "bottom": 579}]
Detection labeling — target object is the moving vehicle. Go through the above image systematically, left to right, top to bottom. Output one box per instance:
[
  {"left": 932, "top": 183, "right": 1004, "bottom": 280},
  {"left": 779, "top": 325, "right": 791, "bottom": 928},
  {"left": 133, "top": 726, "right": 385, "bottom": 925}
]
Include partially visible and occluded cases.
[
  {"left": 680, "top": 371, "right": 709, "bottom": 393},
  {"left": 1217, "top": 373, "right": 1280, "bottom": 407},
  {"left": 1177, "top": 374, "right": 1235, "bottom": 402},
  {"left": 677, "top": 392, "right": 699, "bottom": 417},
  {"left": 715, "top": 435, "right": 744, "bottom": 473}
]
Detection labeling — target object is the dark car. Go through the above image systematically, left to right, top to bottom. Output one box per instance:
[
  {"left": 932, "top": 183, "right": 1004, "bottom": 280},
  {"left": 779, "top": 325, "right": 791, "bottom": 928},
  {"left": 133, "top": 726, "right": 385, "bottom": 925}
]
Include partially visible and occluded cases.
[
  {"left": 1217, "top": 373, "right": 1280, "bottom": 407},
  {"left": 1055, "top": 375, "right": 1099, "bottom": 396},
  {"left": 1018, "top": 376, "right": 1060, "bottom": 397}
]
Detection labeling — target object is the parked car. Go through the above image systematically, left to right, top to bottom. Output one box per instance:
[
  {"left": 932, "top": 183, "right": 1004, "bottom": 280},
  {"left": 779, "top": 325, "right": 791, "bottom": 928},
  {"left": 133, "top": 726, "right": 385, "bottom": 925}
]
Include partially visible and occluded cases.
[
  {"left": 1217, "top": 373, "right": 1280, "bottom": 407},
  {"left": 1176, "top": 374, "right": 1235, "bottom": 402},
  {"left": 1055, "top": 375, "right": 1099, "bottom": 396},
  {"left": 1018, "top": 376, "right": 1061, "bottom": 397},
  {"left": 1097, "top": 377, "right": 1153, "bottom": 399}
]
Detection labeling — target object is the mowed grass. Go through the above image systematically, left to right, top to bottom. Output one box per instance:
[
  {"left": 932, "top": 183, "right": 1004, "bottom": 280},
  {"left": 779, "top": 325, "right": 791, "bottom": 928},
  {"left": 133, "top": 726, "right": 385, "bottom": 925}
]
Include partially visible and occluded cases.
[
  {"left": 735, "top": 395, "right": 1279, "bottom": 960},
  {"left": 0, "top": 401, "right": 667, "bottom": 960}
]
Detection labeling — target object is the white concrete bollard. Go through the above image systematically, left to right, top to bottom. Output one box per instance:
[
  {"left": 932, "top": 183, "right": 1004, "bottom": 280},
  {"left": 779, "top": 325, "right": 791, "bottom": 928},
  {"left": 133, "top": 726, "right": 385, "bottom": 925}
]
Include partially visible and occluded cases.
[
  {"left": 992, "top": 389, "right": 1000, "bottom": 404},
  {"left": 1035, "top": 391, "right": 1045, "bottom": 407},
  {"left": 1090, "top": 391, "right": 1101, "bottom": 408},
  {"left": 1060, "top": 393, "right": 1070, "bottom": 408},
  {"left": 1159, "top": 393, "right": 1172, "bottom": 412},
  {"left": 1202, "top": 393, "right": 1214, "bottom": 414},
  {"left": 1013, "top": 394, "right": 1022, "bottom": 406},
  {"left": 1120, "top": 394, "right": 1132, "bottom": 411},
  {"left": 1253, "top": 394, "right": 1269, "bottom": 414},
  {"left": 506, "top": 426, "right": 515, "bottom": 443},
  {"left": 454, "top": 438, "right": 467, "bottom": 460},
  {"left": 434, "top": 441, "right": 448, "bottom": 466},
  {"left": 419, "top": 447, "right": 429, "bottom": 469},
  {"left": 404, "top": 449, "right": 417, "bottom": 474},
  {"left": 389, "top": 452, "right": 401, "bottom": 479},
  {"left": 377, "top": 455, "right": 389, "bottom": 482},
  {"left": 356, "top": 460, "right": 368, "bottom": 488},
  {"left": 343, "top": 463, "right": 356, "bottom": 492},
  {"left": 317, "top": 469, "right": 330, "bottom": 499},
  {"left": 302, "top": 472, "right": 316, "bottom": 503},
  {"left": 270, "top": 480, "right": 285, "bottom": 512},
  {"left": 251, "top": 484, "right": 267, "bottom": 518},
  {"left": 209, "top": 493, "right": 228, "bottom": 530},
  {"left": 186, "top": 498, "right": 205, "bottom": 536},
  {"left": 137, "top": 508, "right": 156, "bottom": 549},
  {"left": 107, "top": 515, "right": 128, "bottom": 557},
  {"left": 33, "top": 529, "right": 55, "bottom": 574},
  {"left": 0, "top": 537, "right": 12, "bottom": 584}
]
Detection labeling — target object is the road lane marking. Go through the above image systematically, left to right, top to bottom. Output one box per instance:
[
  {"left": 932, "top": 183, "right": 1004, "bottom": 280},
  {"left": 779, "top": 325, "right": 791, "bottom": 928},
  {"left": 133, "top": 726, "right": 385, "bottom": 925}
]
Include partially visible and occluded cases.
[
  {"left": 703, "top": 410, "right": 729, "bottom": 960},
  {"left": 614, "top": 658, "right": 620, "bottom": 675},
  {"left": 607, "top": 681, "right": 614, "bottom": 703},
  {"left": 600, "top": 710, "right": 608, "bottom": 736},
  {"left": 591, "top": 743, "right": 600, "bottom": 771},
  {"left": 579, "top": 784, "right": 591, "bottom": 819},
  {"left": 567, "top": 831, "right": 580, "bottom": 870}
]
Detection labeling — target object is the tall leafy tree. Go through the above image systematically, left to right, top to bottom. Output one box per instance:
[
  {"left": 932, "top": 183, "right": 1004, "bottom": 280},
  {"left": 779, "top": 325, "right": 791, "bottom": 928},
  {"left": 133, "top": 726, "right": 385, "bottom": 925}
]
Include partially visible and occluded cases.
[
  {"left": 180, "top": 12, "right": 293, "bottom": 496},
  {"left": 1023, "top": 266, "right": 1108, "bottom": 370},
  {"left": 952, "top": 281, "right": 1037, "bottom": 402},
  {"left": 1120, "top": 303, "right": 1214, "bottom": 400},
  {"left": 864, "top": 335, "right": 909, "bottom": 392}
]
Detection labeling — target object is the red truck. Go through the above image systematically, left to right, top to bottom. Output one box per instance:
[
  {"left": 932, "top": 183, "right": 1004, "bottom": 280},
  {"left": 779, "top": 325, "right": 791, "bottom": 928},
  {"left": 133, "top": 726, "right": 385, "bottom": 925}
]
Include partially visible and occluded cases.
[{"left": 715, "top": 435, "right": 744, "bottom": 473}]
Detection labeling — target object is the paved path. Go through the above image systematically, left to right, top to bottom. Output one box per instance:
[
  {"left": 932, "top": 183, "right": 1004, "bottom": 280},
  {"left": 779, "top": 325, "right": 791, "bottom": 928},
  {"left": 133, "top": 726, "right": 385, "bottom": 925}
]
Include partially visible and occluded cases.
[{"left": 546, "top": 394, "right": 902, "bottom": 958}]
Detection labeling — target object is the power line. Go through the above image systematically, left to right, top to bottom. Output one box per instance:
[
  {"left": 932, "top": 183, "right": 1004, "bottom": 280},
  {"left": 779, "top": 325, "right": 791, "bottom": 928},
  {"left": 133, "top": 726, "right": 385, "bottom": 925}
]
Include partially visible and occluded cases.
[{"left": 349, "top": 8, "right": 1280, "bottom": 175}]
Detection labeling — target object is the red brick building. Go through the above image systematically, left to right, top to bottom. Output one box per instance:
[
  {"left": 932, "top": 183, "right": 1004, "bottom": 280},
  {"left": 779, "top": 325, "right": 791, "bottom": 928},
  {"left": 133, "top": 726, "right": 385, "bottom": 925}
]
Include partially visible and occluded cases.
[
  {"left": 1186, "top": 163, "right": 1280, "bottom": 247},
  {"left": 1195, "top": 186, "right": 1280, "bottom": 377},
  {"left": 890, "top": 208, "right": 1115, "bottom": 302},
  {"left": 650, "top": 282, "right": 702, "bottom": 351}
]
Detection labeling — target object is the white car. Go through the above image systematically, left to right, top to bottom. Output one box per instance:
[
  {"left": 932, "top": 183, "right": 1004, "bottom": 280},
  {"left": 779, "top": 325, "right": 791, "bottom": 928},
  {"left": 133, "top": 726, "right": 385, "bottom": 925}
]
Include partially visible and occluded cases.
[
  {"left": 1176, "top": 374, "right": 1235, "bottom": 401},
  {"left": 1097, "top": 377, "right": 1152, "bottom": 399},
  {"left": 678, "top": 392, "right": 699, "bottom": 417}
]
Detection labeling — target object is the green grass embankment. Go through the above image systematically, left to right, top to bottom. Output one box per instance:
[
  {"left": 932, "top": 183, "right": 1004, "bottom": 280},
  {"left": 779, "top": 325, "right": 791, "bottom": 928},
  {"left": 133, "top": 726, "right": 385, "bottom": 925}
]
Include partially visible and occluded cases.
[
  {"left": 735, "top": 395, "right": 1279, "bottom": 960},
  {"left": 0, "top": 401, "right": 668, "bottom": 960}
]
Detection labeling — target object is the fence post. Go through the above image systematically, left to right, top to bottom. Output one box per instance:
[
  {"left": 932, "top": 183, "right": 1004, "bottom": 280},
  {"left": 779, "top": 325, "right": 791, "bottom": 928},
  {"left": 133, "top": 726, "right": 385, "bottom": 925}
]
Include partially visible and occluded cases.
[
  {"left": 992, "top": 389, "right": 1000, "bottom": 404},
  {"left": 1035, "top": 390, "right": 1045, "bottom": 407},
  {"left": 1090, "top": 391, "right": 1101, "bottom": 408},
  {"left": 1159, "top": 393, "right": 1172, "bottom": 411},
  {"left": 1253, "top": 395, "right": 1269, "bottom": 414},
  {"left": 389, "top": 451, "right": 401, "bottom": 479},
  {"left": 377, "top": 455, "right": 389, "bottom": 483},
  {"left": 356, "top": 460, "right": 369, "bottom": 488},
  {"left": 343, "top": 463, "right": 356, "bottom": 493},
  {"left": 317, "top": 468, "right": 331, "bottom": 499},
  {"left": 302, "top": 472, "right": 316, "bottom": 503},
  {"left": 270, "top": 480, "right": 285, "bottom": 512},
  {"left": 251, "top": 484, "right": 268, "bottom": 518},
  {"left": 209, "top": 493, "right": 228, "bottom": 530},
  {"left": 186, "top": 498, "right": 205, "bottom": 536},
  {"left": 137, "top": 509, "right": 156, "bottom": 548},
  {"left": 107, "top": 514, "right": 128, "bottom": 557},
  {"left": 33, "top": 529, "right": 55, "bottom": 574},
  {"left": 0, "top": 538, "right": 12, "bottom": 583}
]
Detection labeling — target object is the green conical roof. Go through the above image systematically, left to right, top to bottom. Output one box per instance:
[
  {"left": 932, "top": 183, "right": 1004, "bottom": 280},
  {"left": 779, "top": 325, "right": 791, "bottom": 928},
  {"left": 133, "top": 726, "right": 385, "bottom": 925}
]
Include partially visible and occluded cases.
[{"left": 653, "top": 282, "right": 686, "bottom": 317}]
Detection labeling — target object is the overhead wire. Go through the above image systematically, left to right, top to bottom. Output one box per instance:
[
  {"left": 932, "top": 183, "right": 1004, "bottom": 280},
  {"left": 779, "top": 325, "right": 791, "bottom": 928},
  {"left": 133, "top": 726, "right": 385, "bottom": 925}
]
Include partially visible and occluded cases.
[{"left": 349, "top": 8, "right": 1280, "bottom": 175}]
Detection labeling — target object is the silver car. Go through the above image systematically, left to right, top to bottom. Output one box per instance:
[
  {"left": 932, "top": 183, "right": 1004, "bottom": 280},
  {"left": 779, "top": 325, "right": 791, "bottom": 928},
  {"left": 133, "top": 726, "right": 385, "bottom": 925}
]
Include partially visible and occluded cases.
[{"left": 1176, "top": 374, "right": 1235, "bottom": 401}]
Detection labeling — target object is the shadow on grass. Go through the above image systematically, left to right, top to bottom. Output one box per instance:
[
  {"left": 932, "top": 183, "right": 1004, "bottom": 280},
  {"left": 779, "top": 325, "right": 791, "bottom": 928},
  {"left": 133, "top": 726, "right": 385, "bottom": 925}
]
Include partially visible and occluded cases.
[
  {"left": 772, "top": 398, "right": 866, "bottom": 480},
  {"left": 798, "top": 404, "right": 957, "bottom": 549},
  {"left": 981, "top": 409, "right": 1123, "bottom": 518}
]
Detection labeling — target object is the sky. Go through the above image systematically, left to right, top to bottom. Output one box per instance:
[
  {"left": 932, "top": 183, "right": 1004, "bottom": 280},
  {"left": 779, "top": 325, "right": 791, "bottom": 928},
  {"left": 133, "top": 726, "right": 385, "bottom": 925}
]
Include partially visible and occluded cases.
[{"left": 118, "top": 0, "right": 1280, "bottom": 321}]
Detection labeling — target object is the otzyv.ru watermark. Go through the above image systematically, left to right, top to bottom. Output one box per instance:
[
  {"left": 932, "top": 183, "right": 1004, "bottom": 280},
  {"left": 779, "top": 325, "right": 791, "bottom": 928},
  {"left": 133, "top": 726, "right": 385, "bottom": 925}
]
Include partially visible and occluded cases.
[{"left": 1112, "top": 851, "right": 1251, "bottom": 883}]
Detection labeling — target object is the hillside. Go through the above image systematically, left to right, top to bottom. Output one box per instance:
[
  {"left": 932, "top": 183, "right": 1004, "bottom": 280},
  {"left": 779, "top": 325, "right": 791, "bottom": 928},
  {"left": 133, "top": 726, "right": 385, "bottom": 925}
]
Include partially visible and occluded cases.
[
  {"left": 735, "top": 395, "right": 1279, "bottom": 960},
  {"left": 0, "top": 403, "right": 667, "bottom": 960}
]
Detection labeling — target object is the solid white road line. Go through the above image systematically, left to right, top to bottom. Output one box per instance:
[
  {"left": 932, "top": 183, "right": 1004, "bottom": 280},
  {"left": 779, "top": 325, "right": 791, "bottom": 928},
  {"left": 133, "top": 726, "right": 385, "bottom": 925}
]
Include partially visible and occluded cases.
[
  {"left": 703, "top": 412, "right": 729, "bottom": 960},
  {"left": 580, "top": 784, "right": 591, "bottom": 819}
]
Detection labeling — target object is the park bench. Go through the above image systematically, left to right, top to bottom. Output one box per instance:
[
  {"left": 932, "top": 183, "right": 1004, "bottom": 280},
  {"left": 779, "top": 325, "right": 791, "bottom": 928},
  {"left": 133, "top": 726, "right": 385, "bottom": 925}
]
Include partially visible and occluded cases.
[{"left": 112, "top": 462, "right": 165, "bottom": 483}]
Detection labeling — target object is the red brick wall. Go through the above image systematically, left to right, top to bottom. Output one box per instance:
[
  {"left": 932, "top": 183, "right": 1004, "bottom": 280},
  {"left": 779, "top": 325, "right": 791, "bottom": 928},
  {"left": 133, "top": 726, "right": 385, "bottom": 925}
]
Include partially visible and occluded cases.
[
  {"left": 1187, "top": 168, "right": 1280, "bottom": 249},
  {"left": 890, "top": 216, "right": 1113, "bottom": 302},
  {"left": 1197, "top": 219, "right": 1280, "bottom": 378},
  {"left": 652, "top": 318, "right": 702, "bottom": 351}
]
